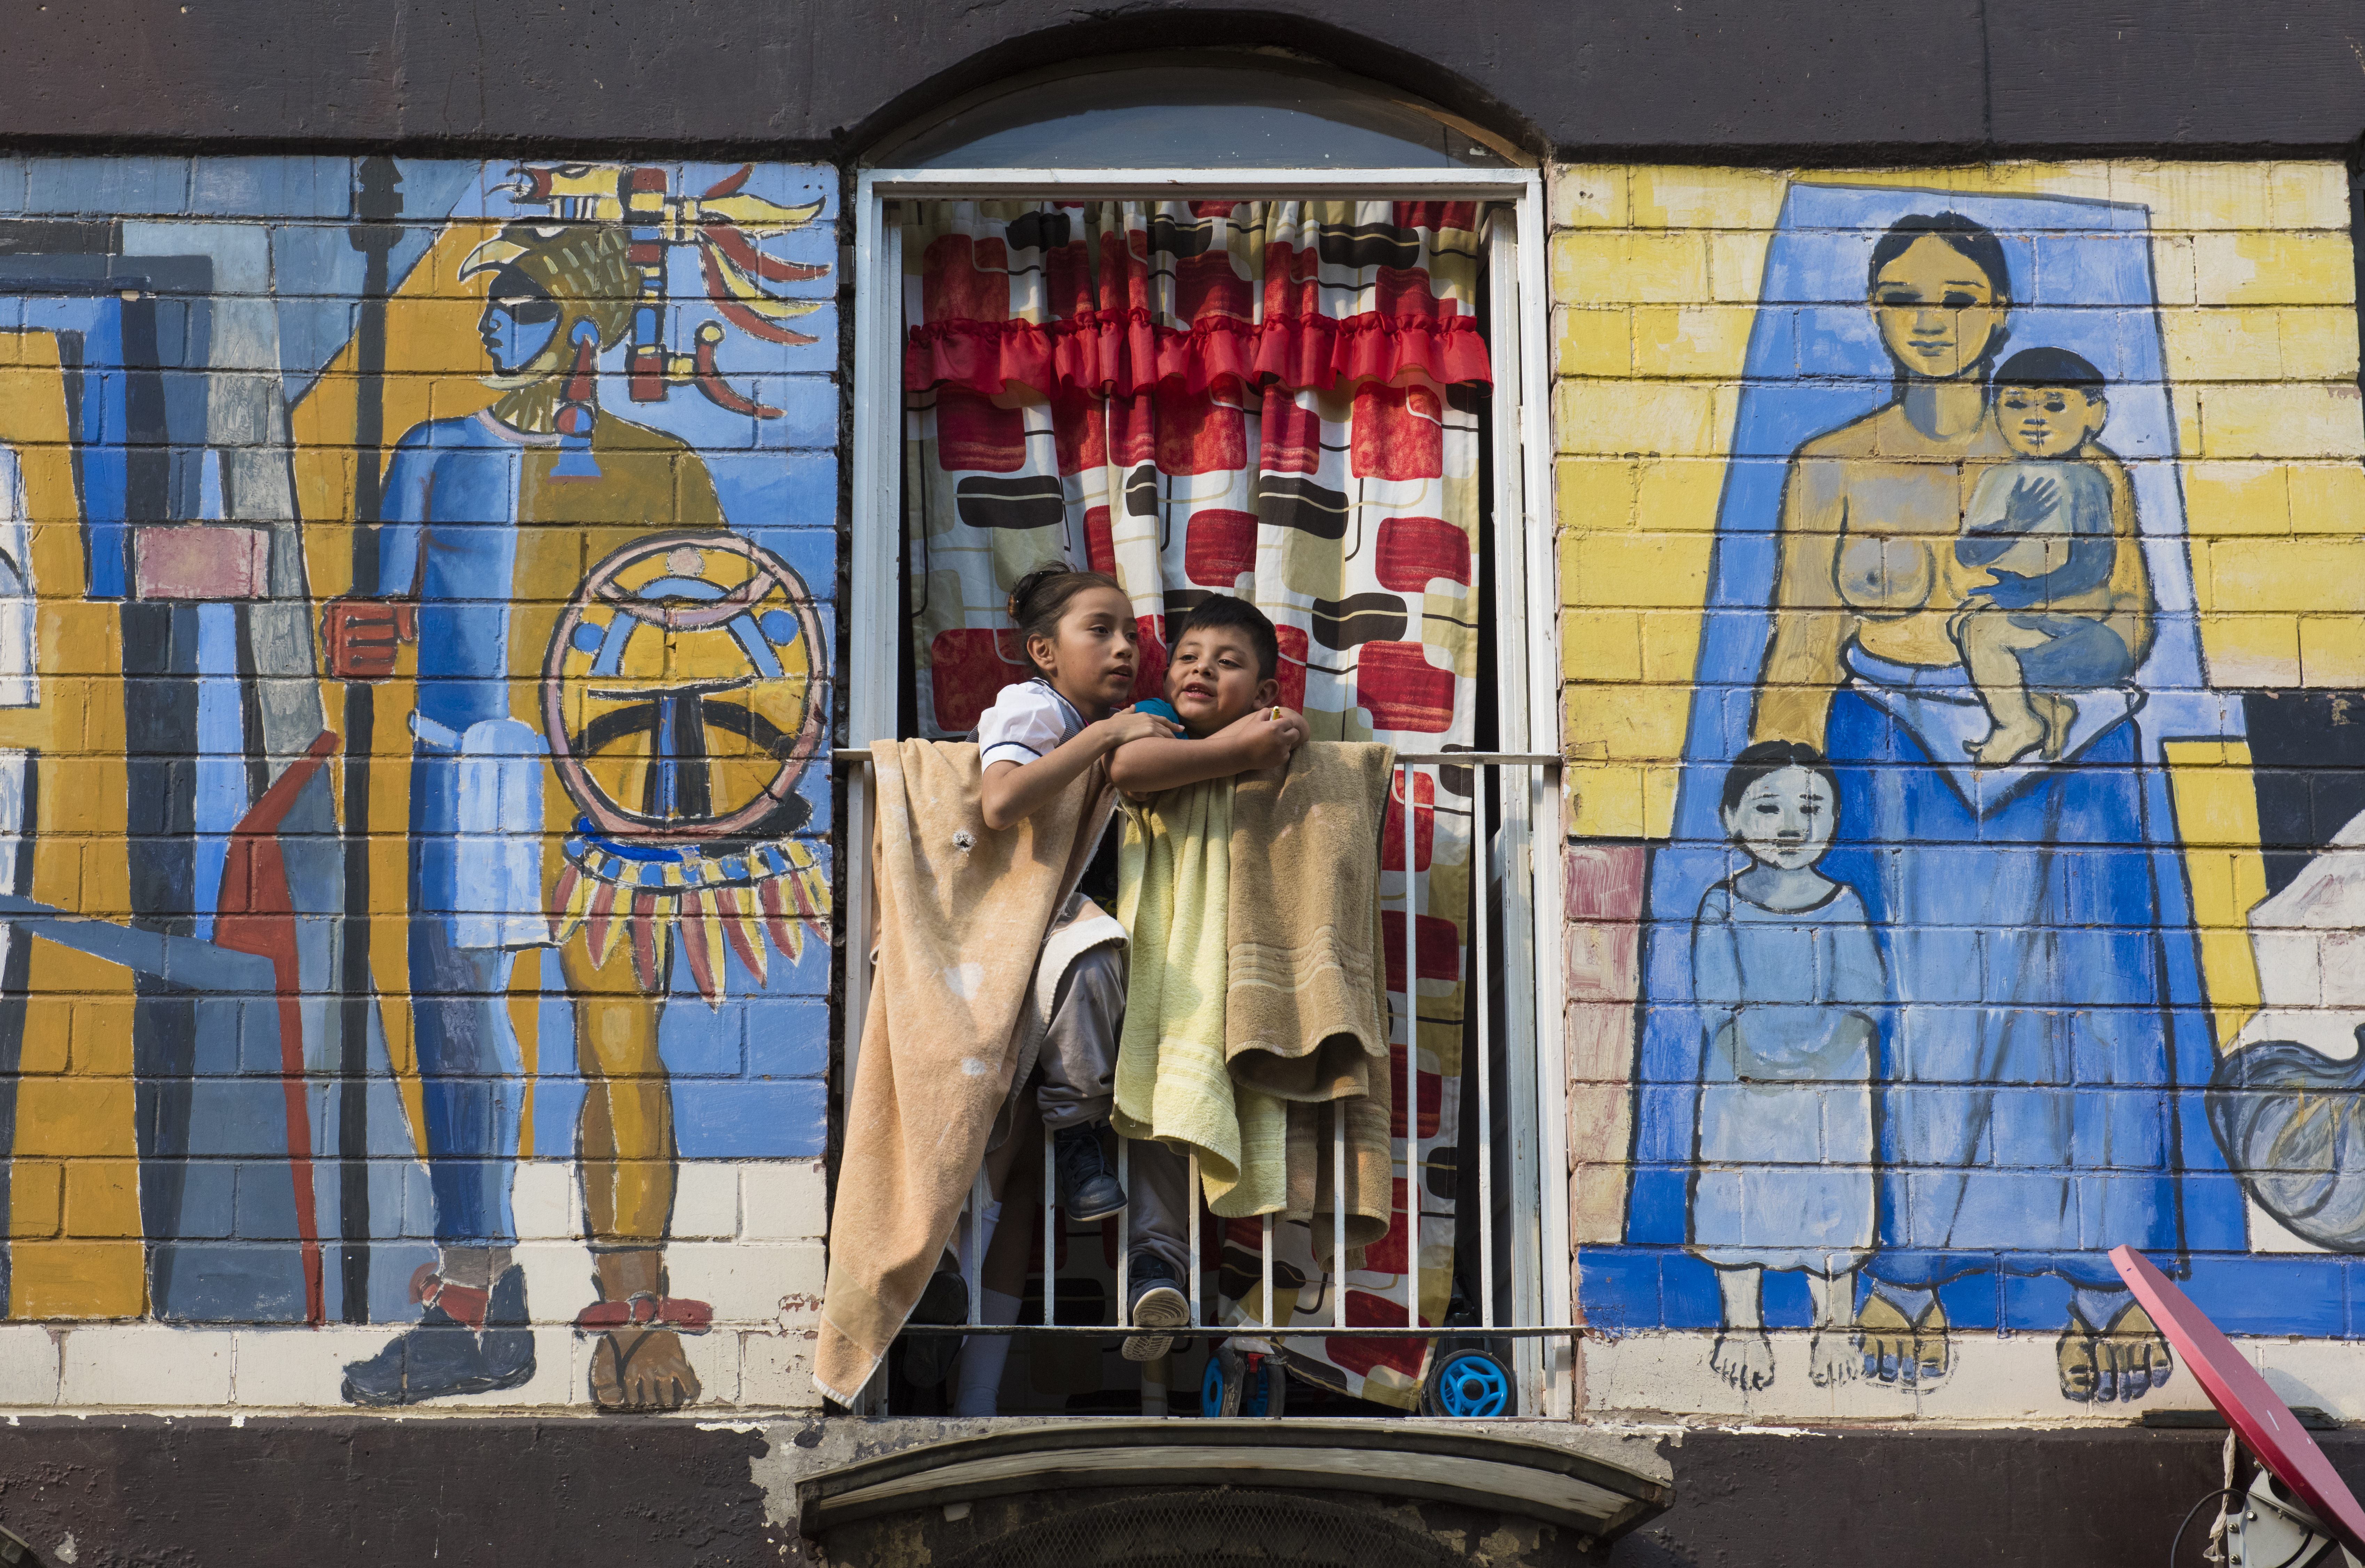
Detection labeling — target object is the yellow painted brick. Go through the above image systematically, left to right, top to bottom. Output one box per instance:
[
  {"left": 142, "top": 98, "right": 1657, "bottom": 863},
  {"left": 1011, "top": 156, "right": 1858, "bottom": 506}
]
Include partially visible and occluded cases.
[
  {"left": 2110, "top": 162, "right": 2277, "bottom": 230},
  {"left": 2271, "top": 162, "right": 2354, "bottom": 230},
  {"left": 1550, "top": 164, "right": 1630, "bottom": 228},
  {"left": 1629, "top": 167, "right": 1787, "bottom": 230},
  {"left": 1549, "top": 230, "right": 1710, "bottom": 305},
  {"left": 1707, "top": 230, "right": 1774, "bottom": 303},
  {"left": 2192, "top": 231, "right": 2357, "bottom": 307},
  {"left": 2151, "top": 235, "right": 2197, "bottom": 307},
  {"left": 1631, "top": 305, "right": 1756, "bottom": 379},
  {"left": 1555, "top": 306, "right": 1631, "bottom": 376},
  {"left": 2281, "top": 306, "right": 2362, "bottom": 382},
  {"left": 2161, "top": 308, "right": 2283, "bottom": 381},
  {"left": 1556, "top": 379, "right": 1724, "bottom": 456},
  {"left": 2200, "top": 384, "right": 2365, "bottom": 459},
  {"left": 2173, "top": 385, "right": 2205, "bottom": 455},
  {"left": 1555, "top": 458, "right": 1639, "bottom": 533},
  {"left": 1634, "top": 458, "right": 1730, "bottom": 534},
  {"left": 2181, "top": 462, "right": 2289, "bottom": 537},
  {"left": 2289, "top": 463, "right": 2365, "bottom": 535},
  {"left": 1563, "top": 532, "right": 1715, "bottom": 609},
  {"left": 2210, "top": 537, "right": 2365, "bottom": 613},
  {"left": 1639, "top": 608, "right": 1707, "bottom": 683},
  {"left": 1560, "top": 610, "right": 1643, "bottom": 683},
  {"left": 2198, "top": 614, "right": 2301, "bottom": 686},
  {"left": 2301, "top": 615, "right": 2365, "bottom": 686},
  {"left": 1564, "top": 680, "right": 1691, "bottom": 758},
  {"left": 1563, "top": 760, "right": 1646, "bottom": 841},
  {"left": 1641, "top": 764, "right": 1681, "bottom": 840},
  {"left": 16, "top": 995, "right": 68, "bottom": 1075},
  {"left": 11, "top": 1079, "right": 133, "bottom": 1160},
  {"left": 61, "top": 1160, "right": 140, "bottom": 1239},
  {"left": 6, "top": 1162, "right": 56, "bottom": 1238}
]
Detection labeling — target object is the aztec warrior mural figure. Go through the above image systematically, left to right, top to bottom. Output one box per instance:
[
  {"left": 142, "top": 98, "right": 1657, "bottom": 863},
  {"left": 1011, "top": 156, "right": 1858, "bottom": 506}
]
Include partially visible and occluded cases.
[
  {"left": 0, "top": 159, "right": 835, "bottom": 1412},
  {"left": 1582, "top": 176, "right": 2365, "bottom": 1410}
]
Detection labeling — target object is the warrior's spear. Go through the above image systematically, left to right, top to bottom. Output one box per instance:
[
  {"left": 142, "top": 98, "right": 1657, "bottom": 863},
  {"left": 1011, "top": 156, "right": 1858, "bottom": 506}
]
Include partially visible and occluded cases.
[{"left": 328, "top": 156, "right": 405, "bottom": 1322}]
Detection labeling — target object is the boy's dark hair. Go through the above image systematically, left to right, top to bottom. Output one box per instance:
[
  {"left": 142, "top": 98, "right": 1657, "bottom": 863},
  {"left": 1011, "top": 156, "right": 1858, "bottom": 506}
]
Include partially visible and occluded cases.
[
  {"left": 1866, "top": 212, "right": 2013, "bottom": 301},
  {"left": 1993, "top": 346, "right": 2105, "bottom": 393},
  {"left": 1006, "top": 565, "right": 1127, "bottom": 677},
  {"left": 1173, "top": 594, "right": 1280, "bottom": 681},
  {"left": 1719, "top": 740, "right": 1840, "bottom": 817}
]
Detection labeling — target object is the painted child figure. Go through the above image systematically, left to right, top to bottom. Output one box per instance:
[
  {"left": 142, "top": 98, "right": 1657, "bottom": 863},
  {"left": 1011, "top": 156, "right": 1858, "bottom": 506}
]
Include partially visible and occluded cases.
[
  {"left": 1950, "top": 347, "right": 2136, "bottom": 766},
  {"left": 1690, "top": 742, "right": 1886, "bottom": 1393}
]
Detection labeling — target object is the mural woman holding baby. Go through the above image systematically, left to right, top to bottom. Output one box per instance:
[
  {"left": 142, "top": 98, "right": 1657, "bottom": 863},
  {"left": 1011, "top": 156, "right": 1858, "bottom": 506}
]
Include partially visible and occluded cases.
[{"left": 1743, "top": 212, "right": 2177, "bottom": 1399}]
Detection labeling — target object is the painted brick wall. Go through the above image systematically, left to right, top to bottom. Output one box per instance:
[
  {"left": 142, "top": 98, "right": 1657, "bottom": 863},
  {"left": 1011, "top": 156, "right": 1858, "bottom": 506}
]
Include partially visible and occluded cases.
[
  {"left": 0, "top": 157, "right": 838, "bottom": 1413},
  {"left": 1553, "top": 162, "right": 2365, "bottom": 1421}
]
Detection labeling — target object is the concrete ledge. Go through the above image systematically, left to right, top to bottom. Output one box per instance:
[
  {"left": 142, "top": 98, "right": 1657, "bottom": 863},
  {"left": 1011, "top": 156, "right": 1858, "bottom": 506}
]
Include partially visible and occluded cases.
[{"left": 786, "top": 1418, "right": 1673, "bottom": 1543}]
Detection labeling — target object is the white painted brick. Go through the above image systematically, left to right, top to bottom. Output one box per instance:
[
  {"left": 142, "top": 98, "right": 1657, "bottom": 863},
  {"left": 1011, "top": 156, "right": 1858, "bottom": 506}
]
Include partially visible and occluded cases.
[
  {"left": 741, "top": 1159, "right": 828, "bottom": 1240},
  {"left": 510, "top": 1161, "right": 579, "bottom": 1242},
  {"left": 671, "top": 1162, "right": 740, "bottom": 1241},
  {"left": 514, "top": 1241, "right": 598, "bottom": 1326},
  {"left": 666, "top": 1241, "right": 826, "bottom": 1326},
  {"left": 0, "top": 1326, "right": 60, "bottom": 1405},
  {"left": 60, "top": 1326, "right": 231, "bottom": 1407},
  {"left": 231, "top": 1327, "right": 410, "bottom": 1407},
  {"left": 740, "top": 1330, "right": 821, "bottom": 1410}
]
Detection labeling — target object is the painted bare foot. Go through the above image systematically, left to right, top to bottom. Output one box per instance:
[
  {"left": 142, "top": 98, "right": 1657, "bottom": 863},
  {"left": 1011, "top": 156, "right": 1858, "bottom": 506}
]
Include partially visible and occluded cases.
[
  {"left": 2032, "top": 692, "right": 2075, "bottom": 761},
  {"left": 1968, "top": 712, "right": 2047, "bottom": 767},
  {"left": 577, "top": 1248, "right": 711, "bottom": 1413},
  {"left": 1857, "top": 1296, "right": 1949, "bottom": 1388},
  {"left": 2060, "top": 1303, "right": 2174, "bottom": 1403},
  {"left": 2056, "top": 1307, "right": 2103, "bottom": 1401},
  {"left": 591, "top": 1326, "right": 702, "bottom": 1411},
  {"left": 1808, "top": 1329, "right": 1858, "bottom": 1388},
  {"left": 1710, "top": 1330, "right": 1775, "bottom": 1393}
]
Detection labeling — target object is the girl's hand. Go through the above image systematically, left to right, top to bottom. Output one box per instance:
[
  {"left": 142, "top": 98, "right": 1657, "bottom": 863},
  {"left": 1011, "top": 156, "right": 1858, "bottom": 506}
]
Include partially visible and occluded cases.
[{"left": 1097, "top": 705, "right": 1181, "bottom": 750}]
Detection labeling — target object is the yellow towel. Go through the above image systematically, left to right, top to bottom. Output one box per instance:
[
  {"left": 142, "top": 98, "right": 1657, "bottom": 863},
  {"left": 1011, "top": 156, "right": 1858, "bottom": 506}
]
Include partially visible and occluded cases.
[
  {"left": 814, "top": 740, "right": 1112, "bottom": 1404},
  {"left": 1112, "top": 780, "right": 1288, "bottom": 1217}
]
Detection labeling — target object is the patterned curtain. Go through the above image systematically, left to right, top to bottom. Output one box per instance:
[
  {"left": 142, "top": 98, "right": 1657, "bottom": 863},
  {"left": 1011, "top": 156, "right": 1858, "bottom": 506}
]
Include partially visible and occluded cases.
[{"left": 902, "top": 198, "right": 1492, "bottom": 1409}]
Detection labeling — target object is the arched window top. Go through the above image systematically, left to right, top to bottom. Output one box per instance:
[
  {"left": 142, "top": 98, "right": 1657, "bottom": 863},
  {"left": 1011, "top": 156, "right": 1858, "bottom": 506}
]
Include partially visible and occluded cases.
[{"left": 874, "top": 54, "right": 1520, "bottom": 169}]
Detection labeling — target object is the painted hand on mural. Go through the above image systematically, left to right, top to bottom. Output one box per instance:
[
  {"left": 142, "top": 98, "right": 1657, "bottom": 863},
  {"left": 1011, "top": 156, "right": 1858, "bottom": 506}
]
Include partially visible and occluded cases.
[{"left": 320, "top": 598, "right": 416, "bottom": 682}]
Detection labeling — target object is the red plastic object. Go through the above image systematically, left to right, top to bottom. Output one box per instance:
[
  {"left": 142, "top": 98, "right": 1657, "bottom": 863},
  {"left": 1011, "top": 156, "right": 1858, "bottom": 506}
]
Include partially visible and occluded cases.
[{"left": 2111, "top": 1244, "right": 2365, "bottom": 1553}]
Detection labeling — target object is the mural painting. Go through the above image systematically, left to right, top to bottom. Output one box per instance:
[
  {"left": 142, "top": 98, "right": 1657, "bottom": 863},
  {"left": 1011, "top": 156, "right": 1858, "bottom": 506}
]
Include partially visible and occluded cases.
[
  {"left": 0, "top": 158, "right": 837, "bottom": 1412},
  {"left": 1558, "top": 165, "right": 2365, "bottom": 1415}
]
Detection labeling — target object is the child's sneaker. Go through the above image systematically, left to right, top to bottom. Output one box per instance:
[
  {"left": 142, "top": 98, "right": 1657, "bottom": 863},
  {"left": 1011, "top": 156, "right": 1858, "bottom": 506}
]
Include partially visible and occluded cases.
[
  {"left": 1053, "top": 1122, "right": 1127, "bottom": 1221},
  {"left": 1123, "top": 1254, "right": 1190, "bottom": 1362}
]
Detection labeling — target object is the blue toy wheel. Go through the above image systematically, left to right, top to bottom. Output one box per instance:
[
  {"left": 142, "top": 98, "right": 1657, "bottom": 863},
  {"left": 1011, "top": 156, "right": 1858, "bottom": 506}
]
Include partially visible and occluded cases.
[
  {"left": 1427, "top": 1349, "right": 1513, "bottom": 1417},
  {"left": 1201, "top": 1354, "right": 1230, "bottom": 1416}
]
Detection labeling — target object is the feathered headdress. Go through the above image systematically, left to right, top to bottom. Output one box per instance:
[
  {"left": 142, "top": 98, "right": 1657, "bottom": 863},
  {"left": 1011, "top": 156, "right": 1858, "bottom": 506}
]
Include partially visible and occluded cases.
[{"left": 496, "top": 163, "right": 830, "bottom": 418}]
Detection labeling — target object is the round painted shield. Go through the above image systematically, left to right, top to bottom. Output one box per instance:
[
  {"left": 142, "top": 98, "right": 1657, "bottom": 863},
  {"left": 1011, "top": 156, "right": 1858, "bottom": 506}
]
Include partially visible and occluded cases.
[{"left": 541, "top": 530, "right": 827, "bottom": 841}]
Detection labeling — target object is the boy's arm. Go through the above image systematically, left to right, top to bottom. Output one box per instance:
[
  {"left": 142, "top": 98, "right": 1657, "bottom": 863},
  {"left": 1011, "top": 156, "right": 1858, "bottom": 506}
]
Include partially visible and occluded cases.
[
  {"left": 980, "top": 707, "right": 1179, "bottom": 829},
  {"left": 1108, "top": 707, "right": 1307, "bottom": 794}
]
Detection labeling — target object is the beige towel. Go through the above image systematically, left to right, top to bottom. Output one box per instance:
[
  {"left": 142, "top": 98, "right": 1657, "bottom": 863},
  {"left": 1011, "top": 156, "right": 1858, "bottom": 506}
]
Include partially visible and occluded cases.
[
  {"left": 814, "top": 740, "right": 1112, "bottom": 1404},
  {"left": 1229, "top": 742, "right": 1397, "bottom": 1263}
]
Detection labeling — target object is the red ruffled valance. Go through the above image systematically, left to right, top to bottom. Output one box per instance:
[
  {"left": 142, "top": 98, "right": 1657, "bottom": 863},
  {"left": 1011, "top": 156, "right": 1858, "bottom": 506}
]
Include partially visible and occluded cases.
[{"left": 905, "top": 307, "right": 1491, "bottom": 400}]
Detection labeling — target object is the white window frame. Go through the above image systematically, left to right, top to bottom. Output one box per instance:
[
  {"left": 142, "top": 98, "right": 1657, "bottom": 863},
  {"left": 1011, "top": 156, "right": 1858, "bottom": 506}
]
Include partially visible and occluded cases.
[{"left": 843, "top": 166, "right": 1568, "bottom": 1417}]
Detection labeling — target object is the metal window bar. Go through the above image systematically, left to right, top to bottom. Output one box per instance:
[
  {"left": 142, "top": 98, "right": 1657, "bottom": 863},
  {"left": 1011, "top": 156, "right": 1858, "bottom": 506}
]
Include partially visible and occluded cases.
[{"left": 856, "top": 751, "right": 1578, "bottom": 1388}]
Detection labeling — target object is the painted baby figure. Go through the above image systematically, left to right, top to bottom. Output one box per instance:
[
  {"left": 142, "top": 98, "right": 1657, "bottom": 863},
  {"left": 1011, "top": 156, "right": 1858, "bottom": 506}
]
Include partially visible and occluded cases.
[
  {"left": 1950, "top": 347, "right": 2136, "bottom": 767},
  {"left": 1689, "top": 742, "right": 1886, "bottom": 1393}
]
